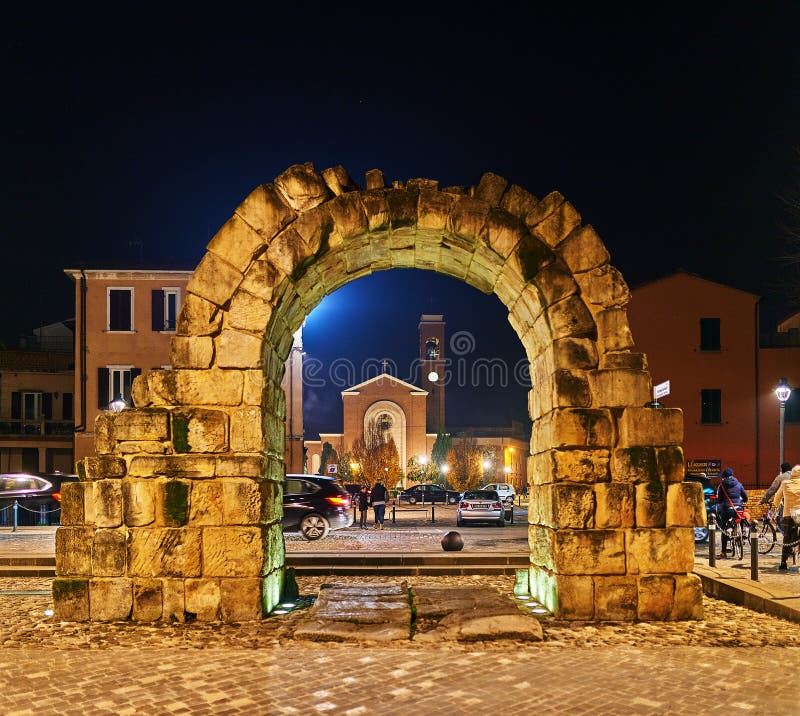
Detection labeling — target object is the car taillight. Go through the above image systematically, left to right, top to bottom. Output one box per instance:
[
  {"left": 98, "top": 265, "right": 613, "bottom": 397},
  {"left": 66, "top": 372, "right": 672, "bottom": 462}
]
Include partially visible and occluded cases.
[
  {"left": 52, "top": 492, "right": 62, "bottom": 502},
  {"left": 326, "top": 496, "right": 350, "bottom": 508},
  {"left": 459, "top": 501, "right": 469, "bottom": 509},
  {"left": 492, "top": 502, "right": 502, "bottom": 509}
]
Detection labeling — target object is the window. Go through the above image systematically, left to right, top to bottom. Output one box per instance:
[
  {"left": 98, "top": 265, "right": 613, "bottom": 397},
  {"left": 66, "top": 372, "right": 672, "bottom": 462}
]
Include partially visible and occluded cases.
[
  {"left": 108, "top": 288, "right": 134, "bottom": 332},
  {"left": 152, "top": 288, "right": 180, "bottom": 332},
  {"left": 700, "top": 318, "right": 720, "bottom": 351},
  {"left": 425, "top": 337, "right": 440, "bottom": 360},
  {"left": 97, "top": 366, "right": 141, "bottom": 408},
  {"left": 786, "top": 388, "right": 800, "bottom": 424},
  {"left": 701, "top": 389, "right": 722, "bottom": 424},
  {"left": 22, "top": 392, "right": 42, "bottom": 420},
  {"left": 62, "top": 393, "right": 74, "bottom": 420}
]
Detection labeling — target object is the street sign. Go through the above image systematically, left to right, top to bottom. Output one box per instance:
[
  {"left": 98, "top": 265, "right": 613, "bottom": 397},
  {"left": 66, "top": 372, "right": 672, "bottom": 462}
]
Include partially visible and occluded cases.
[
  {"left": 654, "top": 380, "right": 671, "bottom": 400},
  {"left": 686, "top": 459, "right": 721, "bottom": 477},
  {"left": 327, "top": 464, "right": 337, "bottom": 474}
]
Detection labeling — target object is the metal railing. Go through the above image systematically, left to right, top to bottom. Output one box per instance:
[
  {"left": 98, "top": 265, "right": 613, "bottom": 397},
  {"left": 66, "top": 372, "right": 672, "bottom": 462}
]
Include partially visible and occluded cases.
[{"left": 0, "top": 501, "right": 61, "bottom": 531}]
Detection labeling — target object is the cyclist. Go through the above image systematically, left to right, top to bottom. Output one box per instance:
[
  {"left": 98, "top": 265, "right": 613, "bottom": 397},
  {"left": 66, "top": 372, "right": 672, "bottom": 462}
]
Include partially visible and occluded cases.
[
  {"left": 759, "top": 462, "right": 792, "bottom": 530},
  {"left": 772, "top": 464, "right": 800, "bottom": 571},
  {"left": 716, "top": 467, "right": 748, "bottom": 559}
]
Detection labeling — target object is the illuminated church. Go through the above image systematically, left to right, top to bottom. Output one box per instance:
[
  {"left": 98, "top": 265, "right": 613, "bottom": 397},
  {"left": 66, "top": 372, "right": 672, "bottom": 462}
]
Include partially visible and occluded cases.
[{"left": 304, "top": 314, "right": 528, "bottom": 489}]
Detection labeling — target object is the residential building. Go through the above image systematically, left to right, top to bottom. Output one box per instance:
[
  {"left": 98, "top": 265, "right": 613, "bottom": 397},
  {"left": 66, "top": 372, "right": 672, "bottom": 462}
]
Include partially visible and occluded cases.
[
  {"left": 64, "top": 268, "right": 304, "bottom": 471},
  {"left": 627, "top": 271, "right": 799, "bottom": 488},
  {"left": 0, "top": 330, "right": 75, "bottom": 473}
]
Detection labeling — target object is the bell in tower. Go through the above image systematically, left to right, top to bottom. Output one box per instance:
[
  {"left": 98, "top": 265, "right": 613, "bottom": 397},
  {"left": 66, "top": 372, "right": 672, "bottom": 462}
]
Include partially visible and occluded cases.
[{"left": 418, "top": 314, "right": 445, "bottom": 432}]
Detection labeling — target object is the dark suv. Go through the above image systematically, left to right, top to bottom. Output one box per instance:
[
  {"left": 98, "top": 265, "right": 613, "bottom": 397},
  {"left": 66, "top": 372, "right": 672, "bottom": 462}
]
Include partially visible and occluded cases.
[
  {"left": 0, "top": 472, "right": 79, "bottom": 526},
  {"left": 282, "top": 474, "right": 353, "bottom": 540},
  {"left": 398, "top": 483, "right": 460, "bottom": 505}
]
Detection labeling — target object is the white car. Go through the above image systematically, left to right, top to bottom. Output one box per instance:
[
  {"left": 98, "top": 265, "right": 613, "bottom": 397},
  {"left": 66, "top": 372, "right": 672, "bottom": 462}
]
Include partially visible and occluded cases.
[{"left": 481, "top": 482, "right": 515, "bottom": 504}]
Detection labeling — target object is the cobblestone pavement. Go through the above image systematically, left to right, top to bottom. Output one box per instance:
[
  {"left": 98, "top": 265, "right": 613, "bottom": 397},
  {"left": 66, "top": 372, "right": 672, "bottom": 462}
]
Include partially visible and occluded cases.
[{"left": 2, "top": 522, "right": 800, "bottom": 713}]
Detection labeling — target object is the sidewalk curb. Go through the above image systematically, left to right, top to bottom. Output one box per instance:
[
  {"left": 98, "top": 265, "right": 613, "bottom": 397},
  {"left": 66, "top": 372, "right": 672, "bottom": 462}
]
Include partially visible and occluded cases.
[{"left": 695, "top": 564, "right": 800, "bottom": 624}]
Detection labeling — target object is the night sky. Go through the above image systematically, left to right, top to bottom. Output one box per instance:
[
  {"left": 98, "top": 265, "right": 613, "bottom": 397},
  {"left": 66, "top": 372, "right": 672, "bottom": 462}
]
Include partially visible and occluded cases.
[{"left": 3, "top": 5, "right": 799, "bottom": 437}]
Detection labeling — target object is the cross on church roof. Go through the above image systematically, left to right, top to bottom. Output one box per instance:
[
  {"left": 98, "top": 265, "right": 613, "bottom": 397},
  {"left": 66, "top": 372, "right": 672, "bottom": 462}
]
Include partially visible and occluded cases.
[{"left": 381, "top": 359, "right": 389, "bottom": 373}]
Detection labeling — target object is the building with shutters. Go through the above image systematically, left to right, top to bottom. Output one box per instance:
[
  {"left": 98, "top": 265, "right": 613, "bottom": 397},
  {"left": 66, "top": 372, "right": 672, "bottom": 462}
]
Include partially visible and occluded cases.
[
  {"left": 64, "top": 268, "right": 305, "bottom": 470},
  {"left": 0, "top": 324, "right": 75, "bottom": 473}
]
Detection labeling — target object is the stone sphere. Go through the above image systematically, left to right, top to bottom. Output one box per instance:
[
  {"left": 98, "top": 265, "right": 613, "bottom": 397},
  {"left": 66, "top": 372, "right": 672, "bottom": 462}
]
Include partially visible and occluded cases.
[{"left": 441, "top": 531, "right": 464, "bottom": 551}]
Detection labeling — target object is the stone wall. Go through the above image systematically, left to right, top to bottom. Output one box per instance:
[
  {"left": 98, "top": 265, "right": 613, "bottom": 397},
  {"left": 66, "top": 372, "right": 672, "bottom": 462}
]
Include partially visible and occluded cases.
[{"left": 53, "top": 163, "right": 704, "bottom": 622}]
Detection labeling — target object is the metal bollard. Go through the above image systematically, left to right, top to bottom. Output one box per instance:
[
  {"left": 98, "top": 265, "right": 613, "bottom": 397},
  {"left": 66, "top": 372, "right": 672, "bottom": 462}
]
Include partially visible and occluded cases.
[
  {"left": 12, "top": 500, "right": 19, "bottom": 533},
  {"left": 431, "top": 503, "right": 435, "bottom": 523},
  {"left": 392, "top": 505, "right": 396, "bottom": 524},
  {"left": 708, "top": 514, "right": 716, "bottom": 567},
  {"left": 750, "top": 521, "right": 759, "bottom": 581}
]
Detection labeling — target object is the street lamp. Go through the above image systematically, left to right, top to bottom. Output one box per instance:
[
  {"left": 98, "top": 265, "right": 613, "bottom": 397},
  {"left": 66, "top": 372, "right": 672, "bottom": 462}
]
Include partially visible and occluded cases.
[
  {"left": 775, "top": 378, "right": 792, "bottom": 465},
  {"left": 108, "top": 394, "right": 128, "bottom": 413}
]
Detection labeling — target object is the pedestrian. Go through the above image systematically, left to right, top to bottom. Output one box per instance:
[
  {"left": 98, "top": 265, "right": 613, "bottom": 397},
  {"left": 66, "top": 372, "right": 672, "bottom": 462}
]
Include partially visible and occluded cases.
[
  {"left": 760, "top": 462, "right": 792, "bottom": 507},
  {"left": 772, "top": 464, "right": 800, "bottom": 571},
  {"left": 715, "top": 467, "right": 748, "bottom": 559},
  {"left": 370, "top": 476, "right": 390, "bottom": 530},
  {"left": 357, "top": 485, "right": 370, "bottom": 528}
]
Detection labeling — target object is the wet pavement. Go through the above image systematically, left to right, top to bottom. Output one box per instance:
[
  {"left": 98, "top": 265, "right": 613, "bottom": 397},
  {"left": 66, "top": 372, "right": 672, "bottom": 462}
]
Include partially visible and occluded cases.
[{"left": 2, "top": 511, "right": 800, "bottom": 714}]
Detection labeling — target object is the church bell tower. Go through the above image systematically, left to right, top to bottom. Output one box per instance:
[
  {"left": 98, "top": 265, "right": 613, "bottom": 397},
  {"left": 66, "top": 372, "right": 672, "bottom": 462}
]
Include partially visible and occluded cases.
[{"left": 418, "top": 314, "right": 446, "bottom": 432}]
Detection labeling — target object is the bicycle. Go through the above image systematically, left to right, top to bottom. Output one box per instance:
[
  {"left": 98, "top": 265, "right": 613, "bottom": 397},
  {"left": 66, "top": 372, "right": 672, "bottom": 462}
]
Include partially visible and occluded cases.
[
  {"left": 753, "top": 504, "right": 780, "bottom": 554},
  {"left": 718, "top": 510, "right": 747, "bottom": 560}
]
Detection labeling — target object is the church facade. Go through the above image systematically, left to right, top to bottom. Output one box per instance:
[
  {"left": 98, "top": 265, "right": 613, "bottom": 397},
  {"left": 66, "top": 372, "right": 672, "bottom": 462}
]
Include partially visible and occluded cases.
[{"left": 304, "top": 314, "right": 530, "bottom": 490}]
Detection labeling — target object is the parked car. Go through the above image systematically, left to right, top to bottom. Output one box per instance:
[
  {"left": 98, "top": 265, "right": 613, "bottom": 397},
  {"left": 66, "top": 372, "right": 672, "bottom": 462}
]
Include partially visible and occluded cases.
[
  {"left": 0, "top": 471, "right": 79, "bottom": 526},
  {"left": 684, "top": 473, "right": 718, "bottom": 543},
  {"left": 282, "top": 474, "right": 353, "bottom": 540},
  {"left": 481, "top": 482, "right": 516, "bottom": 504},
  {"left": 397, "top": 483, "right": 460, "bottom": 505},
  {"left": 456, "top": 489, "right": 506, "bottom": 527}
]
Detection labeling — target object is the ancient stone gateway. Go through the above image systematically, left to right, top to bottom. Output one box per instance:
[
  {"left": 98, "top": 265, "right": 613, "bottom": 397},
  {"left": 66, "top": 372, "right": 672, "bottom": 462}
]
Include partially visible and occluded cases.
[{"left": 53, "top": 163, "right": 706, "bottom": 622}]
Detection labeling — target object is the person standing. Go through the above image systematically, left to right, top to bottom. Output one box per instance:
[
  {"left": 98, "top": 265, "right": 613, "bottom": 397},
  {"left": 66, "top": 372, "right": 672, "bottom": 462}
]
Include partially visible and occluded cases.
[
  {"left": 760, "top": 462, "right": 792, "bottom": 506},
  {"left": 772, "top": 464, "right": 800, "bottom": 571},
  {"left": 716, "top": 467, "right": 748, "bottom": 558},
  {"left": 370, "top": 476, "right": 390, "bottom": 530},
  {"left": 357, "top": 485, "right": 370, "bottom": 529}
]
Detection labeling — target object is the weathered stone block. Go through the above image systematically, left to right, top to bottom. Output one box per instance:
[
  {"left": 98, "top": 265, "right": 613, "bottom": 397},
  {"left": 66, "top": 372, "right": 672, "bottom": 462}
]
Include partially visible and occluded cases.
[
  {"left": 274, "top": 163, "right": 329, "bottom": 213},
  {"left": 235, "top": 182, "right": 296, "bottom": 240},
  {"left": 500, "top": 183, "right": 539, "bottom": 221},
  {"left": 530, "top": 199, "right": 581, "bottom": 247},
  {"left": 484, "top": 208, "right": 526, "bottom": 258},
  {"left": 207, "top": 213, "right": 265, "bottom": 273},
  {"left": 558, "top": 224, "right": 610, "bottom": 274},
  {"left": 266, "top": 226, "right": 314, "bottom": 277},
  {"left": 186, "top": 251, "right": 243, "bottom": 308},
  {"left": 239, "top": 258, "right": 281, "bottom": 300},
  {"left": 575, "top": 265, "right": 630, "bottom": 309},
  {"left": 228, "top": 290, "right": 274, "bottom": 333},
  {"left": 176, "top": 293, "right": 222, "bottom": 337},
  {"left": 547, "top": 295, "right": 596, "bottom": 341},
  {"left": 595, "top": 308, "right": 635, "bottom": 353},
  {"left": 217, "top": 329, "right": 263, "bottom": 369},
  {"left": 170, "top": 336, "right": 214, "bottom": 369},
  {"left": 551, "top": 337, "right": 599, "bottom": 370},
  {"left": 599, "top": 351, "right": 648, "bottom": 371},
  {"left": 146, "top": 368, "right": 243, "bottom": 407},
  {"left": 587, "top": 369, "right": 651, "bottom": 408},
  {"left": 243, "top": 370, "right": 265, "bottom": 406},
  {"left": 231, "top": 407, "right": 264, "bottom": 452},
  {"left": 618, "top": 407, "right": 683, "bottom": 447},
  {"left": 532, "top": 408, "right": 614, "bottom": 449},
  {"left": 113, "top": 409, "right": 170, "bottom": 442},
  {"left": 171, "top": 409, "right": 228, "bottom": 454},
  {"left": 94, "top": 413, "right": 116, "bottom": 454},
  {"left": 117, "top": 441, "right": 168, "bottom": 454},
  {"left": 611, "top": 446, "right": 658, "bottom": 483},
  {"left": 658, "top": 446, "right": 685, "bottom": 484},
  {"left": 530, "top": 448, "right": 610, "bottom": 485},
  {"left": 83, "top": 455, "right": 126, "bottom": 479},
  {"left": 128, "top": 455, "right": 216, "bottom": 479},
  {"left": 216, "top": 455, "right": 266, "bottom": 478},
  {"left": 123, "top": 479, "right": 156, "bottom": 527},
  {"left": 156, "top": 479, "right": 191, "bottom": 527},
  {"left": 189, "top": 479, "right": 224, "bottom": 526},
  {"left": 223, "top": 479, "right": 261, "bottom": 524},
  {"left": 93, "top": 480, "right": 123, "bottom": 528},
  {"left": 259, "top": 480, "right": 283, "bottom": 525},
  {"left": 635, "top": 480, "right": 666, "bottom": 528},
  {"left": 60, "top": 482, "right": 86, "bottom": 525},
  {"left": 667, "top": 482, "right": 706, "bottom": 527},
  {"left": 594, "top": 483, "right": 634, "bottom": 529},
  {"left": 552, "top": 484, "right": 595, "bottom": 529},
  {"left": 262, "top": 523, "right": 286, "bottom": 577},
  {"left": 55, "top": 526, "right": 93, "bottom": 575},
  {"left": 202, "top": 527, "right": 264, "bottom": 577},
  {"left": 128, "top": 528, "right": 202, "bottom": 577},
  {"left": 626, "top": 528, "right": 694, "bottom": 574},
  {"left": 92, "top": 529, "right": 127, "bottom": 576},
  {"left": 554, "top": 529, "right": 626, "bottom": 575},
  {"left": 672, "top": 573, "right": 704, "bottom": 620},
  {"left": 554, "top": 574, "right": 595, "bottom": 620},
  {"left": 637, "top": 575, "right": 675, "bottom": 621},
  {"left": 594, "top": 576, "right": 637, "bottom": 621},
  {"left": 52, "top": 578, "right": 89, "bottom": 621},
  {"left": 89, "top": 578, "right": 132, "bottom": 621},
  {"left": 133, "top": 578, "right": 163, "bottom": 621},
  {"left": 162, "top": 578, "right": 186, "bottom": 622},
  {"left": 185, "top": 578, "right": 221, "bottom": 621},
  {"left": 220, "top": 578, "right": 263, "bottom": 621}
]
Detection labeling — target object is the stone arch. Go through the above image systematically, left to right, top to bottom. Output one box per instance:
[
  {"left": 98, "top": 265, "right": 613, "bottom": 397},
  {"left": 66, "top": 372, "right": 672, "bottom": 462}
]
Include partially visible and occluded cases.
[{"left": 53, "top": 163, "right": 705, "bottom": 623}]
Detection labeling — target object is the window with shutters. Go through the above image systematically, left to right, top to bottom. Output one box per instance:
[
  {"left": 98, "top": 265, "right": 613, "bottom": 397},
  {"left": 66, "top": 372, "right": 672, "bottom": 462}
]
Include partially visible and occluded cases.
[
  {"left": 152, "top": 287, "right": 180, "bottom": 332},
  {"left": 108, "top": 288, "right": 134, "bottom": 332},
  {"left": 699, "top": 318, "right": 721, "bottom": 351},
  {"left": 98, "top": 366, "right": 141, "bottom": 408},
  {"left": 701, "top": 389, "right": 722, "bottom": 424},
  {"left": 22, "top": 392, "right": 42, "bottom": 420},
  {"left": 62, "top": 392, "right": 74, "bottom": 420}
]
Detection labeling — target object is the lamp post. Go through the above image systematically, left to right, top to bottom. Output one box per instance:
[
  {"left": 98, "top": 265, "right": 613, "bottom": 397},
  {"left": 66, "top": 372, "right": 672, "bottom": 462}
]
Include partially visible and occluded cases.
[{"left": 775, "top": 378, "right": 792, "bottom": 465}]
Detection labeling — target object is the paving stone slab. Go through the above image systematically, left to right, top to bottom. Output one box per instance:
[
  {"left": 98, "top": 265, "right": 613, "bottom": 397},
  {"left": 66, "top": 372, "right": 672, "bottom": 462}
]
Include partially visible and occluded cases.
[{"left": 293, "top": 619, "right": 411, "bottom": 642}]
